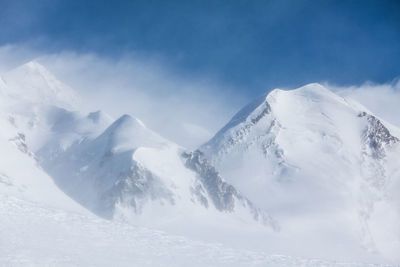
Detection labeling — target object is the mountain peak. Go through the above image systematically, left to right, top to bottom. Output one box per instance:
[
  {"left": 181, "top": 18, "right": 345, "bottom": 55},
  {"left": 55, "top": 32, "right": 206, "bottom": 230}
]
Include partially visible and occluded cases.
[
  {"left": 1, "top": 60, "right": 80, "bottom": 108},
  {"left": 6, "top": 60, "right": 56, "bottom": 81},
  {"left": 20, "top": 60, "right": 47, "bottom": 71},
  {"left": 200, "top": 82, "right": 365, "bottom": 169},
  {"left": 295, "top": 82, "right": 325, "bottom": 91},
  {"left": 221, "top": 83, "right": 339, "bottom": 135},
  {"left": 267, "top": 83, "right": 339, "bottom": 103},
  {"left": 292, "top": 83, "right": 336, "bottom": 96},
  {"left": 93, "top": 114, "right": 167, "bottom": 154},
  {"left": 105, "top": 114, "right": 147, "bottom": 137}
]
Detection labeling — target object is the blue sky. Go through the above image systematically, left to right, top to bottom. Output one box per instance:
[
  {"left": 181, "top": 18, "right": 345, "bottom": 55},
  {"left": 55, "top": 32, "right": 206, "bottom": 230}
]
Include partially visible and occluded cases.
[{"left": 1, "top": 0, "right": 399, "bottom": 94}]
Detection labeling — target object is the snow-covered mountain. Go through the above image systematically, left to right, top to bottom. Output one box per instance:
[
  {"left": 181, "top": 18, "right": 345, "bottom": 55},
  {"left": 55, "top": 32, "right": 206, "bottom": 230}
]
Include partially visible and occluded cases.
[
  {"left": 0, "top": 61, "right": 273, "bottom": 231},
  {"left": 1, "top": 62, "right": 399, "bottom": 265},
  {"left": 200, "top": 83, "right": 400, "bottom": 261}
]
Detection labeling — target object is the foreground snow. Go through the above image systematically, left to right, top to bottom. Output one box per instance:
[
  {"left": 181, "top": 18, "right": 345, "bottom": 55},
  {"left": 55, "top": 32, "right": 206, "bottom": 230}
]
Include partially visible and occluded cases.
[{"left": 0, "top": 194, "right": 393, "bottom": 267}]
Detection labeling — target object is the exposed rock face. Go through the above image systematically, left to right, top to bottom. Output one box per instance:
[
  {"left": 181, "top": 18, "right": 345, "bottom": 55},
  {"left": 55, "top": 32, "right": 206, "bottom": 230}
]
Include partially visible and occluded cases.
[
  {"left": 358, "top": 111, "right": 399, "bottom": 193},
  {"left": 357, "top": 112, "right": 399, "bottom": 250},
  {"left": 359, "top": 112, "right": 399, "bottom": 159},
  {"left": 9, "top": 133, "right": 36, "bottom": 159},
  {"left": 9, "top": 133, "right": 29, "bottom": 154},
  {"left": 182, "top": 150, "right": 278, "bottom": 228},
  {"left": 183, "top": 150, "right": 237, "bottom": 212},
  {"left": 101, "top": 161, "right": 175, "bottom": 218}
]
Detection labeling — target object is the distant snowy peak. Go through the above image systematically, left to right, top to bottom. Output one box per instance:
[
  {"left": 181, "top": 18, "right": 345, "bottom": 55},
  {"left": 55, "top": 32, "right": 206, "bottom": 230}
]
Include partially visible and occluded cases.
[{"left": 0, "top": 61, "right": 80, "bottom": 108}]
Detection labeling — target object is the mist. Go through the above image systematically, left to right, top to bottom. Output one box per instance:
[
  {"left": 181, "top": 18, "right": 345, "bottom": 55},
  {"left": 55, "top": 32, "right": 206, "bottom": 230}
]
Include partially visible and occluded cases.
[
  {"left": 0, "top": 44, "right": 248, "bottom": 149},
  {"left": 1, "top": 44, "right": 400, "bottom": 150}
]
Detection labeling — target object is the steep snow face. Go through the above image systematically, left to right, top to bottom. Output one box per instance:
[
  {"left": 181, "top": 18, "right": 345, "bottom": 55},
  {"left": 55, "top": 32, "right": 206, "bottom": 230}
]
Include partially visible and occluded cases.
[{"left": 200, "top": 83, "right": 400, "bottom": 261}]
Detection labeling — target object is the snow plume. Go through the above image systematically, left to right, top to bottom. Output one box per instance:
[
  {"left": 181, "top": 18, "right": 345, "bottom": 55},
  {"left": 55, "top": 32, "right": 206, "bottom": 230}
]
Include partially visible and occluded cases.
[
  {"left": 0, "top": 44, "right": 246, "bottom": 149},
  {"left": 326, "top": 80, "right": 400, "bottom": 128}
]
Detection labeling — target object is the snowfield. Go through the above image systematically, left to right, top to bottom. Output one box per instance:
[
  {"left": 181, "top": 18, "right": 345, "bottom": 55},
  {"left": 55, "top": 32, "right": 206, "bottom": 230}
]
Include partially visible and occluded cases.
[{"left": 0, "top": 195, "right": 394, "bottom": 267}]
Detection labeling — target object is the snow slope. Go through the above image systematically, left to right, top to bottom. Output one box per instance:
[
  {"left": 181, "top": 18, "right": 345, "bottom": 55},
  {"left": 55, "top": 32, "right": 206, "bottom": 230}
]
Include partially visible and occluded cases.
[
  {"left": 201, "top": 83, "right": 400, "bottom": 262},
  {"left": 2, "top": 194, "right": 392, "bottom": 267}
]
